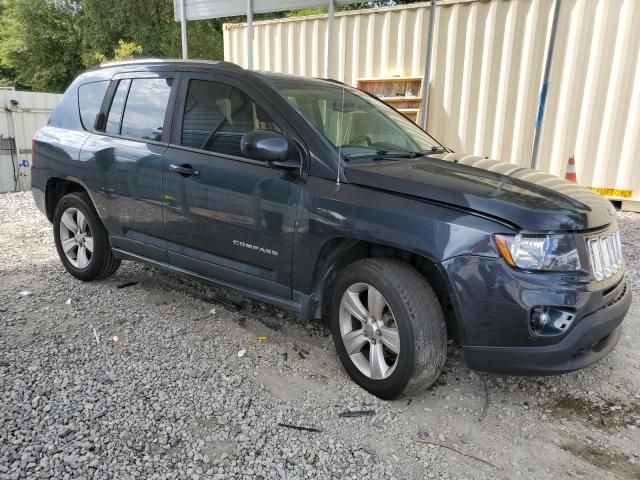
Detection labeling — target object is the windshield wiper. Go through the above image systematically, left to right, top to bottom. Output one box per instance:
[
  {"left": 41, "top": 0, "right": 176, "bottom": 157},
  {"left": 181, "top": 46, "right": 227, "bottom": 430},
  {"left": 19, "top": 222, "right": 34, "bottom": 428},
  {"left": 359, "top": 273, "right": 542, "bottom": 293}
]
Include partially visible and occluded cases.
[
  {"left": 343, "top": 145, "right": 449, "bottom": 161},
  {"left": 409, "top": 146, "right": 448, "bottom": 156},
  {"left": 425, "top": 146, "right": 449, "bottom": 153},
  {"left": 344, "top": 149, "right": 420, "bottom": 160},
  {"left": 374, "top": 150, "right": 422, "bottom": 159}
]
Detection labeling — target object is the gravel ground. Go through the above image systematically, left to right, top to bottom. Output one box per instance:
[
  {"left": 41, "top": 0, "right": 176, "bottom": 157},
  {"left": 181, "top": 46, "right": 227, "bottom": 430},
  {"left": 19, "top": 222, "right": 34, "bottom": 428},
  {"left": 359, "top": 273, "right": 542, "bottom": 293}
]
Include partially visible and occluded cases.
[{"left": 0, "top": 190, "right": 639, "bottom": 480}]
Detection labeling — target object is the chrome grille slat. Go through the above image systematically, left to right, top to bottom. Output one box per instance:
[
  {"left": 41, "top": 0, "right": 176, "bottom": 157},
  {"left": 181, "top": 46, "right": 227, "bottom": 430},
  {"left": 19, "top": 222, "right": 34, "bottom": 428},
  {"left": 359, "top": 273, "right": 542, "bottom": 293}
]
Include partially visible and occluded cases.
[{"left": 588, "top": 230, "right": 624, "bottom": 281}]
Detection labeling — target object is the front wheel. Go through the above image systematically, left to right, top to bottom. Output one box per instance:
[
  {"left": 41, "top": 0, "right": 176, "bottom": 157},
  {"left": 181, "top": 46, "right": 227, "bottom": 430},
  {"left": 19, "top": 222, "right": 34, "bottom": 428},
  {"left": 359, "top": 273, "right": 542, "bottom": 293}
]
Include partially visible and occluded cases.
[
  {"left": 53, "top": 192, "right": 120, "bottom": 281},
  {"left": 330, "top": 258, "right": 447, "bottom": 399}
]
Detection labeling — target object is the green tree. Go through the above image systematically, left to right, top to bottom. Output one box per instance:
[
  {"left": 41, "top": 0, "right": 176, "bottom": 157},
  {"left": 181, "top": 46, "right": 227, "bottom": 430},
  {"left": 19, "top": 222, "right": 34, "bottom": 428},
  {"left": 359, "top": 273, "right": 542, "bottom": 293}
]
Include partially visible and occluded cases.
[
  {"left": 0, "top": 0, "right": 83, "bottom": 92},
  {"left": 0, "top": 0, "right": 422, "bottom": 92},
  {"left": 0, "top": 0, "right": 14, "bottom": 86},
  {"left": 0, "top": 0, "right": 227, "bottom": 91},
  {"left": 79, "top": 0, "right": 223, "bottom": 64},
  {"left": 84, "top": 39, "right": 145, "bottom": 67},
  {"left": 113, "top": 40, "right": 144, "bottom": 61}
]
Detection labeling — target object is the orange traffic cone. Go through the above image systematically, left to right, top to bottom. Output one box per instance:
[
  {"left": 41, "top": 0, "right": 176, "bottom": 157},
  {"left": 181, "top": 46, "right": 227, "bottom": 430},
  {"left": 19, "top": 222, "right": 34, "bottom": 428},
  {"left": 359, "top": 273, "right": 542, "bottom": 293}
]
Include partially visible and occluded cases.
[{"left": 565, "top": 155, "right": 577, "bottom": 182}]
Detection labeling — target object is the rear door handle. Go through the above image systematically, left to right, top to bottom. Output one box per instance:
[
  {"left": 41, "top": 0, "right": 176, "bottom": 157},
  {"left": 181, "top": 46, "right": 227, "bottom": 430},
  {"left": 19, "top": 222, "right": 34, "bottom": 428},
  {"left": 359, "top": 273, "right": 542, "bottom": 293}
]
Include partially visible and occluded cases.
[{"left": 169, "top": 164, "right": 200, "bottom": 176}]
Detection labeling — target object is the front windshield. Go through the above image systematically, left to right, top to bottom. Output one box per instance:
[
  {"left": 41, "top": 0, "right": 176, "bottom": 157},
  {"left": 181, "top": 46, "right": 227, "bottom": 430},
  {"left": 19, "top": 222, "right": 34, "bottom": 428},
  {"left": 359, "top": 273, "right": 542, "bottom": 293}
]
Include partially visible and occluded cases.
[{"left": 271, "top": 78, "right": 446, "bottom": 162}]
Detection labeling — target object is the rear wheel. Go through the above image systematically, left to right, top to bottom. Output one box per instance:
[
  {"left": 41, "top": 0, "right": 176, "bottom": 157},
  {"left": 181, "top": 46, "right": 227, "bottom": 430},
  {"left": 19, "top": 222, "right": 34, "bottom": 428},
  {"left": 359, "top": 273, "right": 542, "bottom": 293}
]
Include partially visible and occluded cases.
[
  {"left": 53, "top": 192, "right": 120, "bottom": 281},
  {"left": 330, "top": 258, "right": 447, "bottom": 399}
]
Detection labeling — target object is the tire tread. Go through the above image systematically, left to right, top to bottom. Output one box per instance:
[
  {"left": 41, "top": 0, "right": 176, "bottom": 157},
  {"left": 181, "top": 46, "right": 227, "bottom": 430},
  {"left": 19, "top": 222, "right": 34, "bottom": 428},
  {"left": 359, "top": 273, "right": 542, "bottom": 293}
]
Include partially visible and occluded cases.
[
  {"left": 53, "top": 192, "right": 121, "bottom": 281},
  {"left": 331, "top": 257, "right": 447, "bottom": 399}
]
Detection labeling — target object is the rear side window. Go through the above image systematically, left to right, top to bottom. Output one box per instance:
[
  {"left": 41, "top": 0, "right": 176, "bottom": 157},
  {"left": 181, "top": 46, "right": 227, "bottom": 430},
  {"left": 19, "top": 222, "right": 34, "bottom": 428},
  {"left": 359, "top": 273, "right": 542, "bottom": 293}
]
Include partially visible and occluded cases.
[
  {"left": 120, "top": 78, "right": 173, "bottom": 142},
  {"left": 105, "top": 79, "right": 130, "bottom": 135},
  {"left": 181, "top": 79, "right": 280, "bottom": 157},
  {"left": 78, "top": 80, "right": 109, "bottom": 131},
  {"left": 48, "top": 88, "right": 82, "bottom": 130}
]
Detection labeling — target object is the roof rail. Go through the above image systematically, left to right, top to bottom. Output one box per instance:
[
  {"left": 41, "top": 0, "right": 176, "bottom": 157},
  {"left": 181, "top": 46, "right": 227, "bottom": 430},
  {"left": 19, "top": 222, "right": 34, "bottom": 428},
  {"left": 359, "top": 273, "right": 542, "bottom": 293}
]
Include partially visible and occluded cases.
[{"left": 97, "top": 58, "right": 243, "bottom": 69}]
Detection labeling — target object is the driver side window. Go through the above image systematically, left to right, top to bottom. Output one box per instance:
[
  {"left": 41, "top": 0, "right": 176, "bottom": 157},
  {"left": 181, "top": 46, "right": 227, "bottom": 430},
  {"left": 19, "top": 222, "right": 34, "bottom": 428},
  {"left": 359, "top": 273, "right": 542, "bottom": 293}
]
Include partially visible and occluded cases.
[{"left": 181, "top": 80, "right": 281, "bottom": 158}]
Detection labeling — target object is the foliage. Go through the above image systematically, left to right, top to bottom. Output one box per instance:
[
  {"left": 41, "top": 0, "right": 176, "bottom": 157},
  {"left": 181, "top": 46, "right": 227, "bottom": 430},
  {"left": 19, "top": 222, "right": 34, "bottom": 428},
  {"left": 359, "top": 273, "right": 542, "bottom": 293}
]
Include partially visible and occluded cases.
[
  {"left": 0, "top": 0, "right": 422, "bottom": 93},
  {"left": 0, "top": 0, "right": 84, "bottom": 92},
  {"left": 0, "top": 0, "right": 224, "bottom": 92},
  {"left": 0, "top": 0, "right": 14, "bottom": 86},
  {"left": 79, "top": 0, "right": 223, "bottom": 64},
  {"left": 286, "top": 8, "right": 326, "bottom": 18},
  {"left": 84, "top": 40, "right": 144, "bottom": 67},
  {"left": 114, "top": 40, "right": 144, "bottom": 61}
]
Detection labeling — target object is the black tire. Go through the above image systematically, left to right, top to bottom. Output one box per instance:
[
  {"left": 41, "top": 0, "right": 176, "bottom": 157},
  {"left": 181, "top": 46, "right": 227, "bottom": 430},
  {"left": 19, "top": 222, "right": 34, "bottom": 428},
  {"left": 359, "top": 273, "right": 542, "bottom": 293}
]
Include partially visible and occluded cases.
[
  {"left": 53, "top": 192, "right": 121, "bottom": 281},
  {"left": 330, "top": 258, "right": 447, "bottom": 399}
]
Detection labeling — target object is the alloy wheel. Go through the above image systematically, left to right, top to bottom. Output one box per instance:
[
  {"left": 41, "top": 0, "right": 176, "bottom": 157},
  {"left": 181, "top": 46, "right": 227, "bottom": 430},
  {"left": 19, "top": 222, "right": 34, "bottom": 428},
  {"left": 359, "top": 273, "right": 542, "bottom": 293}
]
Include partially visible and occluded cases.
[
  {"left": 58, "top": 207, "right": 93, "bottom": 269},
  {"left": 339, "top": 282, "right": 401, "bottom": 380}
]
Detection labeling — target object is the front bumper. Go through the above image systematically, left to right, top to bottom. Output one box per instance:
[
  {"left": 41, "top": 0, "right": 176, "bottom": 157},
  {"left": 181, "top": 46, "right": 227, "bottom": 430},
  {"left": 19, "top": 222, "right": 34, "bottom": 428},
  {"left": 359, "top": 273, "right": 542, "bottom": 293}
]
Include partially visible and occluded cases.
[
  {"left": 441, "top": 255, "right": 631, "bottom": 375},
  {"left": 462, "top": 281, "right": 629, "bottom": 374}
]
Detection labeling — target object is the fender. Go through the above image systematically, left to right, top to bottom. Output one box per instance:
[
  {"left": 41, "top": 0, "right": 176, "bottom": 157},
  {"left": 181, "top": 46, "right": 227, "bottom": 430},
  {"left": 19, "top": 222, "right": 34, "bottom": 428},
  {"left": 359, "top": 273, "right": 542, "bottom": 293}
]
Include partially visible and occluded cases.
[
  {"left": 34, "top": 125, "right": 95, "bottom": 221},
  {"left": 292, "top": 176, "right": 511, "bottom": 292}
]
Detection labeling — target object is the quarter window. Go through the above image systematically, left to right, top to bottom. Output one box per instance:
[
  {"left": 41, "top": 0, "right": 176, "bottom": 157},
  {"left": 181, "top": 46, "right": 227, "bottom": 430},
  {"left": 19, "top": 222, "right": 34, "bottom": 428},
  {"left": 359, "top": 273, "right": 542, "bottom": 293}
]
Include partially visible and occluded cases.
[
  {"left": 181, "top": 79, "right": 280, "bottom": 157},
  {"left": 78, "top": 80, "right": 109, "bottom": 132}
]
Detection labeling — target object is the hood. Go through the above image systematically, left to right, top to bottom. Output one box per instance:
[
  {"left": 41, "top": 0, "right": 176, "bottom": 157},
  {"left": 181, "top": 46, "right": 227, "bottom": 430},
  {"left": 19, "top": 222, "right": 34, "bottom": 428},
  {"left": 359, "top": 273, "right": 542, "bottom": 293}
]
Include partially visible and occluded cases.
[{"left": 345, "top": 152, "right": 616, "bottom": 231}]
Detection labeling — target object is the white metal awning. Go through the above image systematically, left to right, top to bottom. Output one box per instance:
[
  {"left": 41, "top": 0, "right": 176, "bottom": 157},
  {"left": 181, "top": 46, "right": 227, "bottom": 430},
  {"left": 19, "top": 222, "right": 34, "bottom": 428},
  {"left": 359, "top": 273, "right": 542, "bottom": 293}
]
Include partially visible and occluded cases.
[{"left": 174, "top": 0, "right": 354, "bottom": 21}]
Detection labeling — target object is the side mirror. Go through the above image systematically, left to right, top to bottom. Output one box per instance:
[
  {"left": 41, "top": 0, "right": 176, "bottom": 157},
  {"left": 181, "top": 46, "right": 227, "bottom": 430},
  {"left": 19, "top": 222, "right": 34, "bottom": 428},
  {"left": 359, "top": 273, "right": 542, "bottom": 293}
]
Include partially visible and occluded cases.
[
  {"left": 94, "top": 112, "right": 106, "bottom": 132},
  {"left": 240, "top": 130, "right": 300, "bottom": 169}
]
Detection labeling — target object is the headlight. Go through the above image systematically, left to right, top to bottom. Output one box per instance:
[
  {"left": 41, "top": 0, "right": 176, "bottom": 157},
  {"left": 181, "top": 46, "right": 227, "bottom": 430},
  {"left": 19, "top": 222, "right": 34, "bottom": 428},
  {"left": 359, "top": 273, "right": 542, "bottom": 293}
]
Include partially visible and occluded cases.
[{"left": 494, "top": 234, "right": 581, "bottom": 271}]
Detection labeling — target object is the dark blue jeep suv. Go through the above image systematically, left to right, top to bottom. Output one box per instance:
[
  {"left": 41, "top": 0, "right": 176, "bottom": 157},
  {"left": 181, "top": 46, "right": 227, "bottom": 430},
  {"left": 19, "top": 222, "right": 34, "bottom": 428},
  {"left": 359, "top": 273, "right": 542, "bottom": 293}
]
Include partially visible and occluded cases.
[{"left": 32, "top": 59, "right": 631, "bottom": 399}]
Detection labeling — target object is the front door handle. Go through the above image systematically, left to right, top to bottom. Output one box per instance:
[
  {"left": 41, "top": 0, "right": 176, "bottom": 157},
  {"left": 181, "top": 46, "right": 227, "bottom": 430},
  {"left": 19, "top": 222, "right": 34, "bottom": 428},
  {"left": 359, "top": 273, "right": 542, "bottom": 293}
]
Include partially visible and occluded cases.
[{"left": 169, "top": 164, "right": 200, "bottom": 176}]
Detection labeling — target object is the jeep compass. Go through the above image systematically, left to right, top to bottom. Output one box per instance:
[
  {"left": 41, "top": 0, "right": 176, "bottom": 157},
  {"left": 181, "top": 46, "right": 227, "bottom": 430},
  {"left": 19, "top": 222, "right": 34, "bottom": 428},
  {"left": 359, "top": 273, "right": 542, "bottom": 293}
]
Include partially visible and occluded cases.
[{"left": 32, "top": 60, "right": 631, "bottom": 399}]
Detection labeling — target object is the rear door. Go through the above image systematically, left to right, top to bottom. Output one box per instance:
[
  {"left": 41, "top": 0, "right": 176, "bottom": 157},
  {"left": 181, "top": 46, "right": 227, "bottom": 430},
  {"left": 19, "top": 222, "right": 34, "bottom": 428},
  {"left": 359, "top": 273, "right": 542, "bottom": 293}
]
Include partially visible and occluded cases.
[
  {"left": 80, "top": 71, "right": 180, "bottom": 261},
  {"left": 161, "top": 72, "right": 304, "bottom": 297}
]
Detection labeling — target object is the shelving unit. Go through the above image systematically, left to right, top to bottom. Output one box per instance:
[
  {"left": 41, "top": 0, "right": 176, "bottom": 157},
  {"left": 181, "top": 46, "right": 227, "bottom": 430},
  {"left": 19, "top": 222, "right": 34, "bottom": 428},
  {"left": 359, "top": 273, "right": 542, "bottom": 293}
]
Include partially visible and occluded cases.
[{"left": 356, "top": 76, "right": 423, "bottom": 123}]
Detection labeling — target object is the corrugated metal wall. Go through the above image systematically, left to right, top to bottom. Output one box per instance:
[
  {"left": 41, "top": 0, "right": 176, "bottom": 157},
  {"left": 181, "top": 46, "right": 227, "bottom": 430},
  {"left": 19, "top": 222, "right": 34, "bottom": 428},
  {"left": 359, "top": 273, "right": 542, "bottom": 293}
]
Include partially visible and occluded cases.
[
  {"left": 223, "top": 0, "right": 640, "bottom": 204},
  {"left": 0, "top": 90, "right": 61, "bottom": 193}
]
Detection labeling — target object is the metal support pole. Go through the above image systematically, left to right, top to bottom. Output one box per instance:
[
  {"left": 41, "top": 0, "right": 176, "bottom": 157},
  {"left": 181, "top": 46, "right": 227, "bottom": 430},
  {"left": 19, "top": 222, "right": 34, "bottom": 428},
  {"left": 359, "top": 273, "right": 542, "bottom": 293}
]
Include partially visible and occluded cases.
[
  {"left": 179, "top": 0, "right": 188, "bottom": 59},
  {"left": 246, "top": 0, "right": 253, "bottom": 69},
  {"left": 325, "top": 0, "right": 335, "bottom": 79},
  {"left": 419, "top": 0, "right": 436, "bottom": 129},
  {"left": 531, "top": 0, "right": 562, "bottom": 170},
  {"left": 10, "top": 110, "right": 23, "bottom": 191}
]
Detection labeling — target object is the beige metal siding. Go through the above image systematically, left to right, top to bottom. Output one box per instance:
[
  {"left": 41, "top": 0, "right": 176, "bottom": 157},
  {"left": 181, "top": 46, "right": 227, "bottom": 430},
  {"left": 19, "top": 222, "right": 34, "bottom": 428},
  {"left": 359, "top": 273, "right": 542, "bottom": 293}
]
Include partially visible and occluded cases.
[
  {"left": 223, "top": 0, "right": 640, "bottom": 202},
  {"left": 0, "top": 90, "right": 61, "bottom": 193}
]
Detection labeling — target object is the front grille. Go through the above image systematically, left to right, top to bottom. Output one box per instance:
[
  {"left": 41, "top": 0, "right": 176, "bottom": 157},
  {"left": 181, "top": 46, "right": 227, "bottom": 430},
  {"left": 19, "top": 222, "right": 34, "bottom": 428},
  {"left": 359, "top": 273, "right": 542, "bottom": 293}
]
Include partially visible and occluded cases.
[
  {"left": 587, "top": 230, "right": 623, "bottom": 281},
  {"left": 600, "top": 281, "right": 627, "bottom": 310}
]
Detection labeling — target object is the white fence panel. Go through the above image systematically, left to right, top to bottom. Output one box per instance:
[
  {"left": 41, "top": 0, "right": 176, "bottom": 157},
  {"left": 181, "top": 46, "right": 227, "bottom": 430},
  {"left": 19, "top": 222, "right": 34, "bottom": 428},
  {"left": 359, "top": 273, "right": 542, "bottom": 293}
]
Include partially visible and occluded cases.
[{"left": 0, "top": 90, "right": 61, "bottom": 193}]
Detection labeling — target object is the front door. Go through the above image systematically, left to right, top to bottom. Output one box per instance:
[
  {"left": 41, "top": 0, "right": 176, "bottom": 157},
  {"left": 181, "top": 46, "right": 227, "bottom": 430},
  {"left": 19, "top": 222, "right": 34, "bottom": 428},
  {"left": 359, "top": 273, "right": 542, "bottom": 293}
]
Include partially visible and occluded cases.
[{"left": 162, "top": 73, "right": 303, "bottom": 298}]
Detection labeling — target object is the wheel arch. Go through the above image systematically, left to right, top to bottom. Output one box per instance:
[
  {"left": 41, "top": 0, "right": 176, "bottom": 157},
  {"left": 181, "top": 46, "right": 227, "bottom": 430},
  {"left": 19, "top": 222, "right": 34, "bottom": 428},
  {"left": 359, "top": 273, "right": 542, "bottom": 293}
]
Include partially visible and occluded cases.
[
  {"left": 45, "top": 177, "right": 93, "bottom": 222},
  {"left": 310, "top": 237, "right": 461, "bottom": 341}
]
